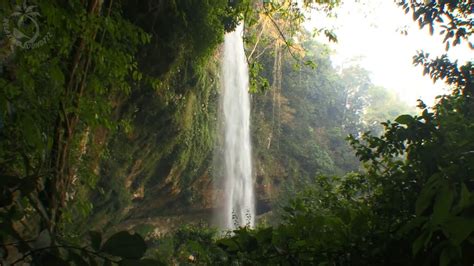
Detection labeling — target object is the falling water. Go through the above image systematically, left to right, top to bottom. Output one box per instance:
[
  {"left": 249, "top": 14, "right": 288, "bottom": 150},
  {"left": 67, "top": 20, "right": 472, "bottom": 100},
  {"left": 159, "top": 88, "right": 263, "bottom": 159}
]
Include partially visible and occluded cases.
[{"left": 220, "top": 23, "right": 255, "bottom": 229}]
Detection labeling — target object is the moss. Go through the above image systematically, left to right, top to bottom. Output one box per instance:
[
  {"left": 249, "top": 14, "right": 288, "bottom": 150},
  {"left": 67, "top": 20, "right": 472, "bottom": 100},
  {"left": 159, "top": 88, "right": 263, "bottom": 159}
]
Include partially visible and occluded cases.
[
  {"left": 181, "top": 91, "right": 197, "bottom": 131},
  {"left": 133, "top": 223, "right": 155, "bottom": 237}
]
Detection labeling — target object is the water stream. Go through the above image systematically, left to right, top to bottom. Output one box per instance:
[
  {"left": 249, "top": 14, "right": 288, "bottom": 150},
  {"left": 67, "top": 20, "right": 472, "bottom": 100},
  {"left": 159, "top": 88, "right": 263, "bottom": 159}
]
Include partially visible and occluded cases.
[{"left": 220, "top": 23, "right": 255, "bottom": 229}]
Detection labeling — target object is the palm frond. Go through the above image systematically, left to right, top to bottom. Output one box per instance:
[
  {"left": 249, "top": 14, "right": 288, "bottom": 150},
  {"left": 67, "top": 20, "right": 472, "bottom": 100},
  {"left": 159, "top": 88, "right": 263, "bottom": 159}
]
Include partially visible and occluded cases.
[
  {"left": 25, "top": 5, "right": 37, "bottom": 13},
  {"left": 29, "top": 12, "right": 40, "bottom": 17}
]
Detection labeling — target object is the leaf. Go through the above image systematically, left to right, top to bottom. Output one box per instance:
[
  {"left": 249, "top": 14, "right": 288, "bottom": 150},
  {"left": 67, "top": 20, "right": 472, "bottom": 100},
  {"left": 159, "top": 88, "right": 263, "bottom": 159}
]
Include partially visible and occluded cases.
[
  {"left": 304, "top": 60, "right": 317, "bottom": 69},
  {"left": 395, "top": 114, "right": 414, "bottom": 125},
  {"left": 415, "top": 174, "right": 441, "bottom": 215},
  {"left": 432, "top": 182, "right": 454, "bottom": 224},
  {"left": 453, "top": 183, "right": 471, "bottom": 213},
  {"left": 415, "top": 191, "right": 434, "bottom": 215},
  {"left": 397, "top": 217, "right": 427, "bottom": 236},
  {"left": 443, "top": 217, "right": 474, "bottom": 245},
  {"left": 255, "top": 227, "right": 273, "bottom": 244},
  {"left": 412, "top": 230, "right": 431, "bottom": 255},
  {"left": 89, "top": 231, "right": 102, "bottom": 251},
  {"left": 101, "top": 231, "right": 146, "bottom": 259},
  {"left": 217, "top": 238, "right": 239, "bottom": 252},
  {"left": 439, "top": 244, "right": 461, "bottom": 266},
  {"left": 439, "top": 248, "right": 450, "bottom": 266}
]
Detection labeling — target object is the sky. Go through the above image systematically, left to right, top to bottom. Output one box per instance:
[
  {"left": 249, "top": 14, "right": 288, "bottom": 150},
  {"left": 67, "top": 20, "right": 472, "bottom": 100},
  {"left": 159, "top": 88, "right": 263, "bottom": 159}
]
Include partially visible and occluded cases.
[{"left": 306, "top": 0, "right": 472, "bottom": 106}]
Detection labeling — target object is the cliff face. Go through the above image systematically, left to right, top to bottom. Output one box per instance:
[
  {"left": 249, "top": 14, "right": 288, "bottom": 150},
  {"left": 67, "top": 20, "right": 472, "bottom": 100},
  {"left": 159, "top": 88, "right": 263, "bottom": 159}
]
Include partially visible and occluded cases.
[
  {"left": 61, "top": 0, "right": 251, "bottom": 234},
  {"left": 88, "top": 56, "right": 222, "bottom": 232}
]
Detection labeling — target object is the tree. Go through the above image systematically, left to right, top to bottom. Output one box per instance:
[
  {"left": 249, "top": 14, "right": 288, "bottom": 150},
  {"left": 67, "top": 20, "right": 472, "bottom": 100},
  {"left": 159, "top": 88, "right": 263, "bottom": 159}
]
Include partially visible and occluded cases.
[{"left": 345, "top": 1, "right": 474, "bottom": 264}]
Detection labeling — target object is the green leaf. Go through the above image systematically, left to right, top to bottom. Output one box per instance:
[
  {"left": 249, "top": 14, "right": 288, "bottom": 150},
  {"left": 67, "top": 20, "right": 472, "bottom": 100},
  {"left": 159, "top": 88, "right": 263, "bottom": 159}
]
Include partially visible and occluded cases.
[
  {"left": 304, "top": 60, "right": 317, "bottom": 69},
  {"left": 395, "top": 114, "right": 415, "bottom": 125},
  {"left": 415, "top": 174, "right": 441, "bottom": 215},
  {"left": 432, "top": 183, "right": 454, "bottom": 224},
  {"left": 453, "top": 183, "right": 471, "bottom": 213},
  {"left": 397, "top": 217, "right": 428, "bottom": 236},
  {"left": 443, "top": 217, "right": 474, "bottom": 245},
  {"left": 255, "top": 227, "right": 273, "bottom": 244},
  {"left": 412, "top": 230, "right": 431, "bottom": 255},
  {"left": 89, "top": 231, "right": 102, "bottom": 251},
  {"left": 101, "top": 231, "right": 146, "bottom": 259},
  {"left": 217, "top": 238, "right": 239, "bottom": 252},
  {"left": 439, "top": 244, "right": 461, "bottom": 266},
  {"left": 439, "top": 248, "right": 450, "bottom": 266}
]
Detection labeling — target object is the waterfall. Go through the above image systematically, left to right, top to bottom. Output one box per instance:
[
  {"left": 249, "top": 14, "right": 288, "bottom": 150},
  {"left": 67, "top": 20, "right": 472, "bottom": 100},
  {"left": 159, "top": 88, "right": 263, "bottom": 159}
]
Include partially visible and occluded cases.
[{"left": 220, "top": 23, "right": 255, "bottom": 229}]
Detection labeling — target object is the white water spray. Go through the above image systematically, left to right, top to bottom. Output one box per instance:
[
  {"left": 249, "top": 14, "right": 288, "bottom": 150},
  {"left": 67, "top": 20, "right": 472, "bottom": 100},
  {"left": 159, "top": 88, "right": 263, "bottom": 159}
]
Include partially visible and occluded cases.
[{"left": 220, "top": 24, "right": 255, "bottom": 229}]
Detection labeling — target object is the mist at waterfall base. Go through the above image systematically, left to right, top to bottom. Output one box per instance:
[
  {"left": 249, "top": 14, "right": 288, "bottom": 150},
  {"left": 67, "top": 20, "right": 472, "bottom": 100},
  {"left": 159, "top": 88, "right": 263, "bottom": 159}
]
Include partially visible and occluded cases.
[{"left": 216, "top": 23, "right": 255, "bottom": 230}]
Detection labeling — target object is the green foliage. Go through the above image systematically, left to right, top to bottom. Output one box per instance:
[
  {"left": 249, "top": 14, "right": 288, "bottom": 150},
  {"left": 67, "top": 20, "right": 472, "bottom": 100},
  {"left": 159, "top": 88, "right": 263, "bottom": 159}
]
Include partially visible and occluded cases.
[
  {"left": 0, "top": 0, "right": 152, "bottom": 260},
  {"left": 123, "top": 0, "right": 249, "bottom": 77},
  {"left": 397, "top": 0, "right": 472, "bottom": 50},
  {"left": 342, "top": 4, "right": 474, "bottom": 263},
  {"left": 345, "top": 14, "right": 474, "bottom": 260},
  {"left": 251, "top": 36, "right": 410, "bottom": 206},
  {"left": 252, "top": 39, "right": 353, "bottom": 181},
  {"left": 86, "top": 58, "right": 222, "bottom": 228},
  {"left": 249, "top": 61, "right": 270, "bottom": 93},
  {"left": 159, "top": 85, "right": 472, "bottom": 264},
  {"left": 364, "top": 85, "right": 416, "bottom": 135},
  {"left": 348, "top": 88, "right": 474, "bottom": 265},
  {"left": 149, "top": 173, "right": 404, "bottom": 265},
  {"left": 132, "top": 224, "right": 155, "bottom": 238},
  {"left": 147, "top": 224, "right": 222, "bottom": 265},
  {"left": 0, "top": 230, "right": 158, "bottom": 265}
]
